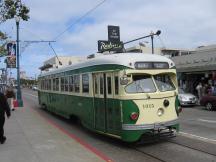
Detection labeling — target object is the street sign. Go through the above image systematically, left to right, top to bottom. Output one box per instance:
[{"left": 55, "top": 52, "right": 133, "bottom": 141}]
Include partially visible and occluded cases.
[
  {"left": 108, "top": 25, "right": 120, "bottom": 42},
  {"left": 98, "top": 40, "right": 124, "bottom": 52}
]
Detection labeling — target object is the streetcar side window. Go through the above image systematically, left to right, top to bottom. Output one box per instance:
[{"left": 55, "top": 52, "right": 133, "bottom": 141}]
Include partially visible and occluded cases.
[
  {"left": 82, "top": 74, "right": 89, "bottom": 93},
  {"left": 74, "top": 75, "right": 80, "bottom": 93},
  {"left": 100, "top": 75, "right": 104, "bottom": 95},
  {"left": 65, "top": 76, "right": 69, "bottom": 92},
  {"left": 69, "top": 76, "right": 74, "bottom": 92},
  {"left": 94, "top": 76, "right": 98, "bottom": 94},
  {"left": 107, "top": 76, "right": 112, "bottom": 95},
  {"left": 114, "top": 76, "right": 119, "bottom": 95},
  {"left": 61, "top": 77, "right": 65, "bottom": 91},
  {"left": 53, "top": 78, "right": 56, "bottom": 91},
  {"left": 55, "top": 78, "right": 59, "bottom": 91},
  {"left": 40, "top": 79, "right": 43, "bottom": 90},
  {"left": 44, "top": 79, "right": 46, "bottom": 90},
  {"left": 45, "top": 79, "right": 48, "bottom": 90},
  {"left": 48, "top": 79, "right": 52, "bottom": 90},
  {"left": 41, "top": 80, "right": 44, "bottom": 90}
]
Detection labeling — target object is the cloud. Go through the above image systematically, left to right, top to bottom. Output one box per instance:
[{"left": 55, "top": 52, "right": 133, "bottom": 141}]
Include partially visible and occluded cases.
[{"left": 1, "top": 0, "right": 216, "bottom": 77}]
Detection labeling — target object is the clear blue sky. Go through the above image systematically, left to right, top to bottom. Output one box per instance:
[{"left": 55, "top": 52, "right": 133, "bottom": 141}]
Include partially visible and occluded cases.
[{"left": 0, "top": 0, "right": 216, "bottom": 78}]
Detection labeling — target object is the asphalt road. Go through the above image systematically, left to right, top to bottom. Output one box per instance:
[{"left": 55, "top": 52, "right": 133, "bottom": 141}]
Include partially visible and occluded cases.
[
  {"left": 22, "top": 88, "right": 216, "bottom": 162},
  {"left": 179, "top": 105, "right": 216, "bottom": 141}
]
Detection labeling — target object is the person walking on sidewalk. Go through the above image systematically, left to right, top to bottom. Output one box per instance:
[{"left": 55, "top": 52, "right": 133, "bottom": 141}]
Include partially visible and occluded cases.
[
  {"left": 196, "top": 82, "right": 202, "bottom": 104},
  {"left": 5, "top": 85, "right": 15, "bottom": 111},
  {"left": 0, "top": 92, "right": 11, "bottom": 144}
]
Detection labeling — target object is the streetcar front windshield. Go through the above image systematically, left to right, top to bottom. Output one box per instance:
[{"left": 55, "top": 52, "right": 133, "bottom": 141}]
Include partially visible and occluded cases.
[
  {"left": 125, "top": 74, "right": 175, "bottom": 93},
  {"left": 154, "top": 74, "right": 175, "bottom": 92},
  {"left": 125, "top": 75, "right": 156, "bottom": 93}
]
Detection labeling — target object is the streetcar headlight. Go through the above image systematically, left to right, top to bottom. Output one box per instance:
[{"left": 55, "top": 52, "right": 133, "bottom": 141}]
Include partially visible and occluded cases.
[
  {"left": 157, "top": 108, "right": 164, "bottom": 116},
  {"left": 130, "top": 112, "right": 139, "bottom": 120}
]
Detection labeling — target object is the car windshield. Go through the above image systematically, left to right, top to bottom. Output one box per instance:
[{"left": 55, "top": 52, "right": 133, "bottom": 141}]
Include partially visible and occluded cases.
[
  {"left": 153, "top": 74, "right": 175, "bottom": 92},
  {"left": 125, "top": 75, "right": 156, "bottom": 93}
]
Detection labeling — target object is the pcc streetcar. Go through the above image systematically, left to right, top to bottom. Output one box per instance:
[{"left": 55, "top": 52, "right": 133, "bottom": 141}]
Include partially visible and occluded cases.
[{"left": 38, "top": 53, "right": 181, "bottom": 142}]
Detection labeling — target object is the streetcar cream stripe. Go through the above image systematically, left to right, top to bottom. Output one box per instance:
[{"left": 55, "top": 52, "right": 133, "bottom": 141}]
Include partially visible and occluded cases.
[
  {"left": 198, "top": 119, "right": 216, "bottom": 124},
  {"left": 179, "top": 131, "right": 216, "bottom": 143}
]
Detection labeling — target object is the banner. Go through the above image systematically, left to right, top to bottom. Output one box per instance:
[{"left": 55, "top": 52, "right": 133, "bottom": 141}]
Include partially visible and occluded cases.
[
  {"left": 6, "top": 42, "right": 16, "bottom": 68},
  {"left": 7, "top": 42, "right": 16, "bottom": 56},
  {"left": 6, "top": 56, "right": 16, "bottom": 68}
]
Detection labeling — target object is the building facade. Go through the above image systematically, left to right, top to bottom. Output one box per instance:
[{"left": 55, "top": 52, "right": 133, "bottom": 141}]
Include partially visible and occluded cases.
[
  {"left": 127, "top": 44, "right": 216, "bottom": 94},
  {"left": 172, "top": 44, "right": 216, "bottom": 94},
  {"left": 39, "top": 56, "right": 85, "bottom": 72}
]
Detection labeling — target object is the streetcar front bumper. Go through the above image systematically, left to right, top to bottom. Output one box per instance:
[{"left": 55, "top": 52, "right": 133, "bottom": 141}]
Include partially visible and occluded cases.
[
  {"left": 121, "top": 119, "right": 179, "bottom": 142},
  {"left": 122, "top": 119, "right": 179, "bottom": 131}
]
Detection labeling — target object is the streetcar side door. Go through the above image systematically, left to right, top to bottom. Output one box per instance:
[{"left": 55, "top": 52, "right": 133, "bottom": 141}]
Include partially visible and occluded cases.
[
  {"left": 93, "top": 73, "right": 107, "bottom": 132},
  {"left": 106, "top": 73, "right": 121, "bottom": 136}
]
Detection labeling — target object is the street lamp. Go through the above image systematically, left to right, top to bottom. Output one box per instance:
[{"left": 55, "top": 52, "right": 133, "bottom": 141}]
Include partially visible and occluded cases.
[
  {"left": 15, "top": 16, "right": 23, "bottom": 107},
  {"left": 124, "top": 30, "right": 161, "bottom": 54},
  {"left": 150, "top": 30, "right": 161, "bottom": 54}
]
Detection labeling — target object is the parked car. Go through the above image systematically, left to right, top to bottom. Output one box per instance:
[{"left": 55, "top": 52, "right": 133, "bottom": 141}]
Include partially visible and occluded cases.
[
  {"left": 32, "top": 85, "right": 38, "bottom": 91},
  {"left": 178, "top": 88, "right": 198, "bottom": 106},
  {"left": 200, "top": 94, "right": 216, "bottom": 111}
]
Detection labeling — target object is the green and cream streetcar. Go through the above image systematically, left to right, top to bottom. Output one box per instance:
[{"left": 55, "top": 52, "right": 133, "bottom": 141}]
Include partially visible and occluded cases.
[{"left": 38, "top": 53, "right": 181, "bottom": 142}]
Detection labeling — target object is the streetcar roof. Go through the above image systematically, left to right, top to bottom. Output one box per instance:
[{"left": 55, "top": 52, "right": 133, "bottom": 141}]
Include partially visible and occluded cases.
[{"left": 39, "top": 53, "right": 175, "bottom": 77}]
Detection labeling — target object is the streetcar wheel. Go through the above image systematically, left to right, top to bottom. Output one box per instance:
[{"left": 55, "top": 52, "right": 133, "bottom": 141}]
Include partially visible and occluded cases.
[{"left": 206, "top": 102, "right": 213, "bottom": 111}]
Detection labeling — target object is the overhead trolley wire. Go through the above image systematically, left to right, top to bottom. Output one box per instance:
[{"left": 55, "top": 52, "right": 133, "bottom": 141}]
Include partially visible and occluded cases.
[{"left": 53, "top": 0, "right": 107, "bottom": 41}]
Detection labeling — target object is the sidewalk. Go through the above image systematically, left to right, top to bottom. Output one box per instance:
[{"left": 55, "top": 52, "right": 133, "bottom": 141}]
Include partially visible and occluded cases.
[{"left": 0, "top": 104, "right": 105, "bottom": 162}]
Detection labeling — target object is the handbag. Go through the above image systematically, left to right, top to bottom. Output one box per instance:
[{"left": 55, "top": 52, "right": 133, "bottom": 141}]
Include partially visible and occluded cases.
[{"left": 13, "top": 100, "right": 19, "bottom": 108}]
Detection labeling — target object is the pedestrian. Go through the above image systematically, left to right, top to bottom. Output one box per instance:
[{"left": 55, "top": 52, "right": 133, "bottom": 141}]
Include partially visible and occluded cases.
[
  {"left": 182, "top": 81, "right": 186, "bottom": 91},
  {"left": 196, "top": 82, "right": 202, "bottom": 102},
  {"left": 212, "top": 84, "right": 216, "bottom": 95},
  {"left": 5, "top": 85, "right": 15, "bottom": 111},
  {"left": 0, "top": 92, "right": 11, "bottom": 144}
]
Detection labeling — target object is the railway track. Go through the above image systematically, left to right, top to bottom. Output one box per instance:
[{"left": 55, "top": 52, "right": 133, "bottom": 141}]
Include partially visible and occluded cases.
[
  {"left": 131, "top": 139, "right": 216, "bottom": 162},
  {"left": 167, "top": 140, "right": 216, "bottom": 157},
  {"left": 132, "top": 147, "right": 167, "bottom": 162}
]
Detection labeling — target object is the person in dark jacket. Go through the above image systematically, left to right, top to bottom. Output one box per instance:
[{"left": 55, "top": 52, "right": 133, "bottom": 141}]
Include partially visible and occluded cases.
[
  {"left": 5, "top": 85, "right": 16, "bottom": 111},
  {"left": 0, "top": 92, "right": 11, "bottom": 144}
]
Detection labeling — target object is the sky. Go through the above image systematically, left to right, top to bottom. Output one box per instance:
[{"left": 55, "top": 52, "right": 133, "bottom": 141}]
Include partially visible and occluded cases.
[{"left": 0, "top": 0, "right": 216, "bottom": 78}]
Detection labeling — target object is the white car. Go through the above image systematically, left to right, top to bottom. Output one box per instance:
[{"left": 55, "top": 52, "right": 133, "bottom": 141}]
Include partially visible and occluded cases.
[
  {"left": 32, "top": 86, "right": 38, "bottom": 91},
  {"left": 178, "top": 88, "right": 198, "bottom": 106}
]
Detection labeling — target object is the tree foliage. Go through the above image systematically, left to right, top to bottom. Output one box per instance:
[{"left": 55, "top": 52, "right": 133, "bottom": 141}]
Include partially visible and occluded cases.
[
  {"left": 0, "top": 0, "right": 30, "bottom": 23},
  {"left": 0, "top": 0, "right": 30, "bottom": 56},
  {"left": 0, "top": 31, "right": 8, "bottom": 57},
  {"left": 20, "top": 78, "right": 37, "bottom": 86}
]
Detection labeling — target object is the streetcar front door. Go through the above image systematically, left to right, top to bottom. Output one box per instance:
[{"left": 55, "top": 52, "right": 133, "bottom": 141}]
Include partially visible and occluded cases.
[{"left": 93, "top": 73, "right": 107, "bottom": 132}]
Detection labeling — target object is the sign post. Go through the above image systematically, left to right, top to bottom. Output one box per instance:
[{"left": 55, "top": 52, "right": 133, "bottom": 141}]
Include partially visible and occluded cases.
[{"left": 98, "top": 25, "right": 123, "bottom": 53}]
